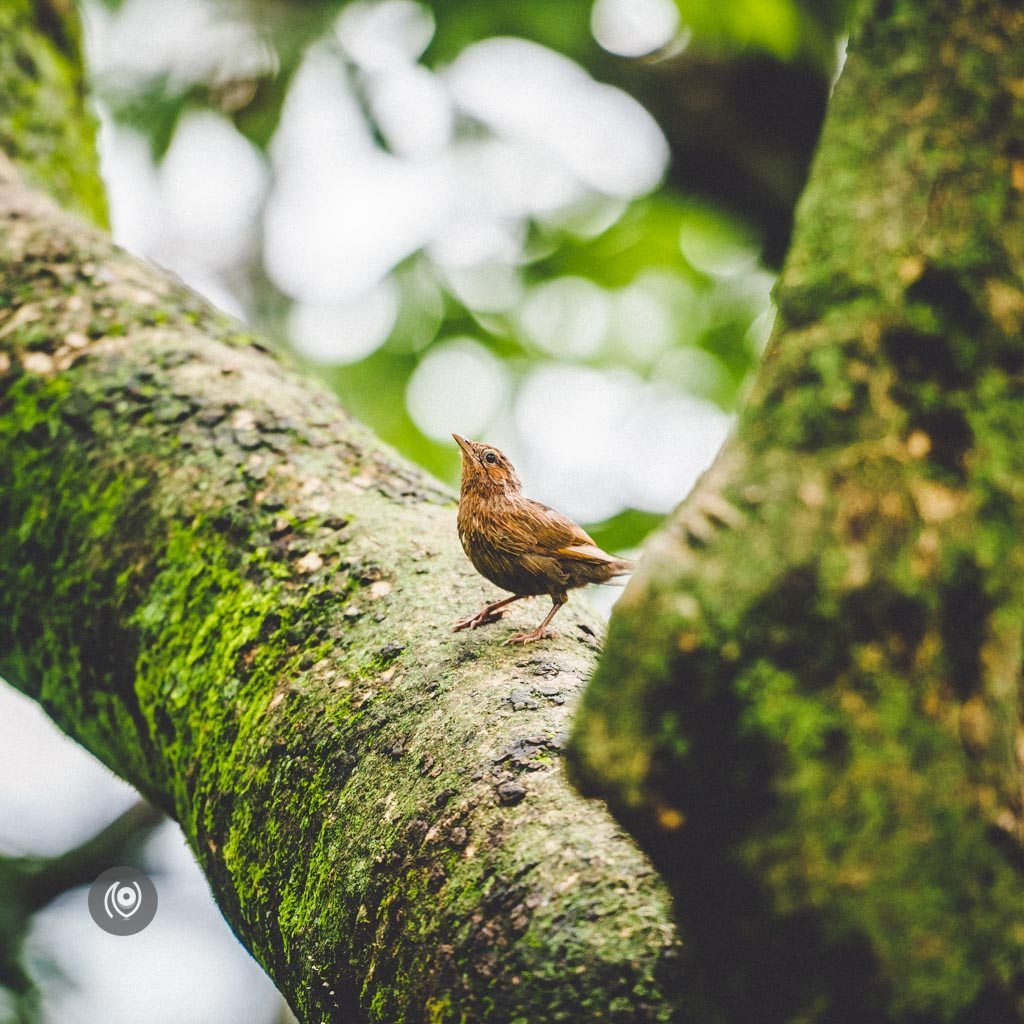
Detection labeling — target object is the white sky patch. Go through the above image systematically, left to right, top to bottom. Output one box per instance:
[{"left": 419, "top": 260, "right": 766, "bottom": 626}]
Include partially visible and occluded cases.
[
  {"left": 81, "top": 0, "right": 275, "bottom": 89},
  {"left": 590, "top": 0, "right": 681, "bottom": 58},
  {"left": 445, "top": 38, "right": 669, "bottom": 198},
  {"left": 269, "top": 44, "right": 375, "bottom": 170},
  {"left": 265, "top": 47, "right": 446, "bottom": 304},
  {"left": 95, "top": 110, "right": 266, "bottom": 316},
  {"left": 95, "top": 118, "right": 162, "bottom": 257},
  {"left": 446, "top": 137, "right": 584, "bottom": 221},
  {"left": 265, "top": 155, "right": 444, "bottom": 303},
  {"left": 174, "top": 272, "right": 247, "bottom": 320},
  {"left": 289, "top": 280, "right": 400, "bottom": 364},
  {"left": 407, "top": 338, "right": 508, "bottom": 440},
  {"left": 514, "top": 365, "right": 731, "bottom": 522},
  {"left": 515, "top": 365, "right": 639, "bottom": 522},
  {"left": 623, "top": 392, "right": 732, "bottom": 511},
  {"left": 0, "top": 681, "right": 287, "bottom": 1022},
  {"left": 0, "top": 684, "right": 137, "bottom": 858},
  {"left": 28, "top": 862, "right": 282, "bottom": 1024}
]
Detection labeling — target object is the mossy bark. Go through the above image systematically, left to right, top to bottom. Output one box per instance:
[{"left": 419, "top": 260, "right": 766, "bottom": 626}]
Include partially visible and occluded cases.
[
  {"left": 0, "top": 0, "right": 106, "bottom": 226},
  {"left": 570, "top": 0, "right": 1024, "bottom": 1021},
  {"left": 0, "top": 172, "right": 683, "bottom": 1020}
]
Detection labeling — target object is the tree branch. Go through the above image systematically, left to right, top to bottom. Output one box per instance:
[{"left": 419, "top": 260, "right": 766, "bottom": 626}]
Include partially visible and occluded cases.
[{"left": 0, "top": 163, "right": 682, "bottom": 1022}]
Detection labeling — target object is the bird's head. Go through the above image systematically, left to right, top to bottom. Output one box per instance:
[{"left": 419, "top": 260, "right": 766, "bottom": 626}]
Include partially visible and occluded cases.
[{"left": 452, "top": 434, "right": 522, "bottom": 496}]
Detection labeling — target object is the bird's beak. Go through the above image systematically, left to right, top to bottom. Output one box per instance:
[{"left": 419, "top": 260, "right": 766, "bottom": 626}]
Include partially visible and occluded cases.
[{"left": 452, "top": 433, "right": 474, "bottom": 458}]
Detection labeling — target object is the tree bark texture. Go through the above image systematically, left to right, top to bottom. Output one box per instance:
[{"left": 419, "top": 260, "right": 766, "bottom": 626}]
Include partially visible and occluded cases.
[
  {"left": 571, "top": 1, "right": 1024, "bottom": 1021},
  {"left": 0, "top": 6, "right": 682, "bottom": 1022}
]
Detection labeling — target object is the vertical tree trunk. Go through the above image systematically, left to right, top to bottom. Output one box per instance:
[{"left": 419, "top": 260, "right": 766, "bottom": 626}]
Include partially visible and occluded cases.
[{"left": 571, "top": 1, "right": 1024, "bottom": 1020}]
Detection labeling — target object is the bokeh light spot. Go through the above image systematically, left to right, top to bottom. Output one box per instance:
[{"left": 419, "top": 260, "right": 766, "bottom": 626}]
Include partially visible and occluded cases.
[
  {"left": 336, "top": 0, "right": 436, "bottom": 70},
  {"left": 591, "top": 0, "right": 681, "bottom": 58},
  {"left": 520, "top": 277, "right": 611, "bottom": 358},
  {"left": 289, "top": 279, "right": 400, "bottom": 364},
  {"left": 407, "top": 338, "right": 509, "bottom": 440}
]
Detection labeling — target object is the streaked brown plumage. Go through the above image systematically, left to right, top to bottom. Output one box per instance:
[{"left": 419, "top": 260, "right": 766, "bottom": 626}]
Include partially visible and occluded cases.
[{"left": 452, "top": 433, "right": 635, "bottom": 644}]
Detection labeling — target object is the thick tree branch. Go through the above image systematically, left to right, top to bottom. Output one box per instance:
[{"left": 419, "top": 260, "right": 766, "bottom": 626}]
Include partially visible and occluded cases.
[
  {"left": 571, "top": 0, "right": 1024, "bottom": 1020},
  {"left": 0, "top": 164, "right": 682, "bottom": 1022}
]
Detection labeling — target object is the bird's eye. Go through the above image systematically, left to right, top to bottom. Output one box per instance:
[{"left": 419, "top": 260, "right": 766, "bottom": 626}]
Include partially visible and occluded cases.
[{"left": 484, "top": 452, "right": 498, "bottom": 465}]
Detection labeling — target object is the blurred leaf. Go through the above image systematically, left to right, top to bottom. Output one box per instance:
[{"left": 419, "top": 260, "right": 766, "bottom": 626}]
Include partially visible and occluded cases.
[
  {"left": 230, "top": 0, "right": 341, "bottom": 149},
  {"left": 424, "top": 0, "right": 596, "bottom": 65},
  {"left": 674, "top": 0, "right": 803, "bottom": 59},
  {"left": 227, "top": 73, "right": 292, "bottom": 150},
  {"left": 103, "top": 77, "right": 202, "bottom": 160},
  {"left": 529, "top": 197, "right": 698, "bottom": 290},
  {"left": 677, "top": 201, "right": 759, "bottom": 276},
  {"left": 584, "top": 507, "right": 666, "bottom": 552}
]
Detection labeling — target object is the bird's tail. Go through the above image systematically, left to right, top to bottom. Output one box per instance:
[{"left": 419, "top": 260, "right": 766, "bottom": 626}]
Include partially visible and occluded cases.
[{"left": 603, "top": 558, "right": 636, "bottom": 585}]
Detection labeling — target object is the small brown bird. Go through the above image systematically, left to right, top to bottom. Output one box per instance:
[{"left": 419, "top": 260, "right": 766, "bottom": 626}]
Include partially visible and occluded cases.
[{"left": 452, "top": 434, "right": 635, "bottom": 644}]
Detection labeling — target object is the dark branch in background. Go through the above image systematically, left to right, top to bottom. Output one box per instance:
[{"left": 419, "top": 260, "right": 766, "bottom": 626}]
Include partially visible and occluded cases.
[
  {"left": 622, "top": 50, "right": 831, "bottom": 265},
  {"left": 0, "top": 801, "right": 163, "bottom": 1005},
  {"left": 20, "top": 801, "right": 164, "bottom": 913}
]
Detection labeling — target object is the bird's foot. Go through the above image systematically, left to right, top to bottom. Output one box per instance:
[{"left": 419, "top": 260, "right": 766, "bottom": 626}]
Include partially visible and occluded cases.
[
  {"left": 453, "top": 609, "right": 504, "bottom": 632},
  {"left": 505, "top": 628, "right": 554, "bottom": 645}
]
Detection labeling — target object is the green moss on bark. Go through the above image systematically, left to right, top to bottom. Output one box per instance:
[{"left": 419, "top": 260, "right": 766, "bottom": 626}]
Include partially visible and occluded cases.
[
  {"left": 0, "top": 0, "right": 106, "bottom": 225},
  {"left": 572, "top": 1, "right": 1024, "bottom": 1021}
]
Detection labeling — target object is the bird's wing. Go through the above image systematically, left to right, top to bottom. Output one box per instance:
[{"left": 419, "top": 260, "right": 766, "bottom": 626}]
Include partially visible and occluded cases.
[{"left": 487, "top": 498, "right": 617, "bottom": 563}]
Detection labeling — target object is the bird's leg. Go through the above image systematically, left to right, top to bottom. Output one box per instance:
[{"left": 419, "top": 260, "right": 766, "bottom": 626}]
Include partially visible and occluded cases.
[
  {"left": 507, "top": 593, "right": 567, "bottom": 645},
  {"left": 453, "top": 594, "right": 524, "bottom": 632}
]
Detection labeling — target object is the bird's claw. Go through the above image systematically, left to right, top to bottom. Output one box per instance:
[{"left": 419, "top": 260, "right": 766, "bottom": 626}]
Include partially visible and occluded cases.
[
  {"left": 452, "top": 609, "right": 503, "bottom": 632},
  {"left": 505, "top": 629, "right": 553, "bottom": 645}
]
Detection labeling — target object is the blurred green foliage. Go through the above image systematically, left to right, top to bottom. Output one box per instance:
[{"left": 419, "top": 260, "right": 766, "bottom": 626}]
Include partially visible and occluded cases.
[{"left": 84, "top": 0, "right": 855, "bottom": 547}]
